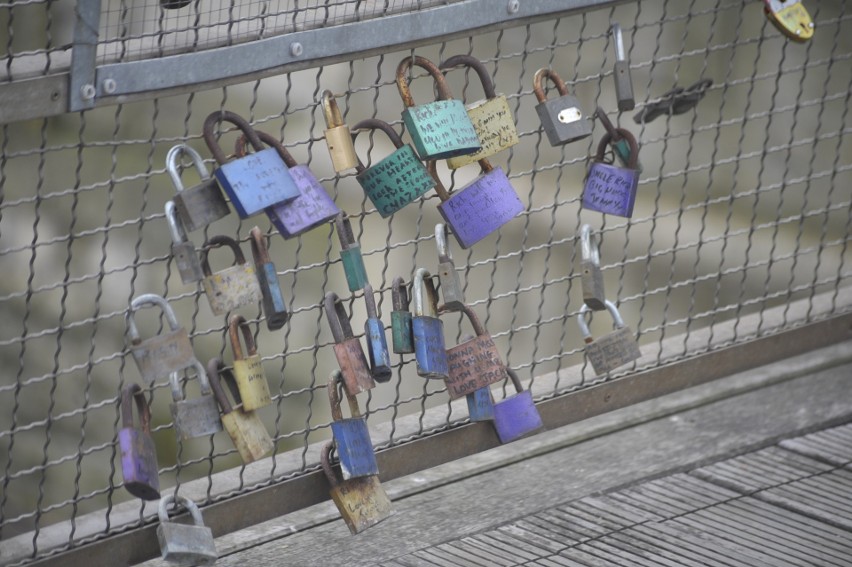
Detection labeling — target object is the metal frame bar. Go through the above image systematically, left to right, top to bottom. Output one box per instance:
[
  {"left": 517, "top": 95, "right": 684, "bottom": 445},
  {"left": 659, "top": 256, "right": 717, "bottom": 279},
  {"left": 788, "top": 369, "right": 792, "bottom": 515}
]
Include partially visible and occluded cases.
[{"left": 68, "top": 0, "right": 101, "bottom": 112}]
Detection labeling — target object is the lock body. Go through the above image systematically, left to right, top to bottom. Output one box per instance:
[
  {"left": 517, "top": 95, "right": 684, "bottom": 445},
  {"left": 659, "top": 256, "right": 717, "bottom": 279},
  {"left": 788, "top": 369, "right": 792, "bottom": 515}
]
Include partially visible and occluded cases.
[
  {"left": 765, "top": 1, "right": 813, "bottom": 42},
  {"left": 614, "top": 61, "right": 635, "bottom": 112},
  {"left": 447, "top": 95, "right": 519, "bottom": 169},
  {"left": 535, "top": 95, "right": 593, "bottom": 146},
  {"left": 402, "top": 100, "right": 481, "bottom": 160},
  {"left": 325, "top": 124, "right": 359, "bottom": 172},
  {"left": 356, "top": 145, "right": 435, "bottom": 217},
  {"left": 214, "top": 147, "right": 300, "bottom": 218},
  {"left": 582, "top": 161, "right": 639, "bottom": 218},
  {"left": 266, "top": 164, "right": 340, "bottom": 238},
  {"left": 437, "top": 167, "right": 523, "bottom": 249},
  {"left": 173, "top": 178, "right": 230, "bottom": 233},
  {"left": 172, "top": 241, "right": 204, "bottom": 284},
  {"left": 340, "top": 246, "right": 369, "bottom": 292},
  {"left": 581, "top": 259, "right": 606, "bottom": 311},
  {"left": 438, "top": 260, "right": 465, "bottom": 311},
  {"left": 255, "top": 261, "right": 289, "bottom": 331},
  {"left": 202, "top": 264, "right": 263, "bottom": 315},
  {"left": 391, "top": 309, "right": 414, "bottom": 354},
  {"left": 412, "top": 315, "right": 449, "bottom": 379},
  {"left": 365, "top": 317, "right": 392, "bottom": 382},
  {"left": 585, "top": 326, "right": 641, "bottom": 375},
  {"left": 130, "top": 329, "right": 195, "bottom": 384},
  {"left": 445, "top": 333, "right": 506, "bottom": 400},
  {"left": 333, "top": 339, "right": 376, "bottom": 395},
  {"left": 233, "top": 354, "right": 271, "bottom": 411},
  {"left": 466, "top": 387, "right": 495, "bottom": 422},
  {"left": 493, "top": 391, "right": 544, "bottom": 443},
  {"left": 170, "top": 395, "right": 223, "bottom": 440},
  {"left": 222, "top": 408, "right": 273, "bottom": 464},
  {"left": 331, "top": 418, "right": 379, "bottom": 480},
  {"left": 118, "top": 427, "right": 160, "bottom": 500},
  {"left": 330, "top": 475, "right": 393, "bottom": 534},
  {"left": 157, "top": 521, "right": 217, "bottom": 566}
]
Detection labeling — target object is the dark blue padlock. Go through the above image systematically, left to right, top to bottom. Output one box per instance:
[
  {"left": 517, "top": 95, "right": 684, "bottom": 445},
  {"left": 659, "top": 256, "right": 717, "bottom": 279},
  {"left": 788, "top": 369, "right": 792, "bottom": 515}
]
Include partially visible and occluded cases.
[
  {"left": 203, "top": 110, "right": 300, "bottom": 218},
  {"left": 582, "top": 128, "right": 640, "bottom": 218},
  {"left": 335, "top": 212, "right": 369, "bottom": 292},
  {"left": 249, "top": 227, "right": 289, "bottom": 331},
  {"left": 412, "top": 268, "right": 449, "bottom": 380},
  {"left": 363, "top": 284, "right": 392, "bottom": 382},
  {"left": 492, "top": 368, "right": 545, "bottom": 443},
  {"left": 328, "top": 369, "right": 379, "bottom": 480}
]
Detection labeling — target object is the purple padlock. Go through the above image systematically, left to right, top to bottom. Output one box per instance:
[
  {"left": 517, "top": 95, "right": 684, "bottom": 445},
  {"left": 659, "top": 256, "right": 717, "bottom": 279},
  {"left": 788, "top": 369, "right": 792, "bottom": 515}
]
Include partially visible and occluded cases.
[
  {"left": 582, "top": 128, "right": 640, "bottom": 218},
  {"left": 235, "top": 130, "right": 340, "bottom": 239},
  {"left": 492, "top": 368, "right": 545, "bottom": 444},
  {"left": 118, "top": 383, "right": 160, "bottom": 500}
]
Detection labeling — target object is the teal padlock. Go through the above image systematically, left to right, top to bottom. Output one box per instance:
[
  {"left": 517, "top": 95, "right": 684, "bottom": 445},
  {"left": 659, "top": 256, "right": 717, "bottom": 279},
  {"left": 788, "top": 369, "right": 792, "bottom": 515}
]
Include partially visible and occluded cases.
[
  {"left": 595, "top": 106, "right": 642, "bottom": 172},
  {"left": 335, "top": 212, "right": 369, "bottom": 292},
  {"left": 391, "top": 277, "right": 414, "bottom": 354}
]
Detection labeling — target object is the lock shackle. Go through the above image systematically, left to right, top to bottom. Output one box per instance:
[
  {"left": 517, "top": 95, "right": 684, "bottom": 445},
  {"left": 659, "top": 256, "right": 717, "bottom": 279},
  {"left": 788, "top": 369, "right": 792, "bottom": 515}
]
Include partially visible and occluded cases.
[
  {"left": 611, "top": 23, "right": 627, "bottom": 62},
  {"left": 439, "top": 54, "right": 497, "bottom": 100},
  {"left": 396, "top": 55, "right": 455, "bottom": 108},
  {"left": 533, "top": 68, "right": 570, "bottom": 103},
  {"left": 321, "top": 90, "right": 346, "bottom": 129},
  {"left": 594, "top": 106, "right": 623, "bottom": 142},
  {"left": 203, "top": 110, "right": 266, "bottom": 166},
  {"left": 350, "top": 119, "right": 406, "bottom": 174},
  {"left": 234, "top": 128, "right": 298, "bottom": 168},
  {"left": 595, "top": 128, "right": 638, "bottom": 168},
  {"left": 166, "top": 144, "right": 212, "bottom": 193},
  {"left": 426, "top": 158, "right": 493, "bottom": 202},
  {"left": 165, "top": 200, "right": 189, "bottom": 246},
  {"left": 334, "top": 212, "right": 359, "bottom": 252},
  {"left": 435, "top": 223, "right": 454, "bottom": 263},
  {"left": 579, "top": 224, "right": 600, "bottom": 267},
  {"left": 249, "top": 226, "right": 272, "bottom": 266},
  {"left": 200, "top": 235, "right": 247, "bottom": 277},
  {"left": 412, "top": 268, "right": 440, "bottom": 318},
  {"left": 392, "top": 277, "right": 409, "bottom": 312},
  {"left": 363, "top": 284, "right": 380, "bottom": 320},
  {"left": 324, "top": 292, "right": 355, "bottom": 343},
  {"left": 126, "top": 294, "right": 182, "bottom": 345},
  {"left": 577, "top": 300, "right": 625, "bottom": 340},
  {"left": 438, "top": 303, "right": 487, "bottom": 337},
  {"left": 228, "top": 314, "right": 258, "bottom": 361},
  {"left": 207, "top": 357, "right": 241, "bottom": 415},
  {"left": 168, "top": 359, "right": 211, "bottom": 403},
  {"left": 506, "top": 368, "right": 525, "bottom": 395},
  {"left": 328, "top": 369, "right": 362, "bottom": 422},
  {"left": 121, "top": 383, "right": 152, "bottom": 433},
  {"left": 320, "top": 440, "right": 341, "bottom": 487},
  {"left": 158, "top": 493, "right": 206, "bottom": 526}
]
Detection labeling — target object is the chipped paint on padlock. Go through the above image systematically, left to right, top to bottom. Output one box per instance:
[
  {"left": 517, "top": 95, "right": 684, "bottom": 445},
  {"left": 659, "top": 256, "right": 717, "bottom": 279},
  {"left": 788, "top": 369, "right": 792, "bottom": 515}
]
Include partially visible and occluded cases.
[
  {"left": 764, "top": 0, "right": 813, "bottom": 42},
  {"left": 611, "top": 23, "right": 635, "bottom": 112},
  {"left": 396, "top": 55, "right": 481, "bottom": 160},
  {"left": 440, "top": 55, "right": 520, "bottom": 169},
  {"left": 533, "top": 68, "right": 593, "bottom": 146},
  {"left": 321, "top": 90, "right": 360, "bottom": 172},
  {"left": 351, "top": 118, "right": 435, "bottom": 217},
  {"left": 582, "top": 128, "right": 640, "bottom": 218},
  {"left": 166, "top": 143, "right": 230, "bottom": 232},
  {"left": 165, "top": 200, "right": 204, "bottom": 285},
  {"left": 335, "top": 212, "right": 369, "bottom": 292},
  {"left": 435, "top": 222, "right": 465, "bottom": 311},
  {"left": 579, "top": 224, "right": 606, "bottom": 311},
  {"left": 249, "top": 226, "right": 289, "bottom": 330},
  {"left": 200, "top": 235, "right": 263, "bottom": 316},
  {"left": 411, "top": 268, "right": 450, "bottom": 380},
  {"left": 390, "top": 277, "right": 414, "bottom": 354},
  {"left": 363, "top": 284, "right": 392, "bottom": 382},
  {"left": 325, "top": 291, "right": 376, "bottom": 395},
  {"left": 126, "top": 294, "right": 195, "bottom": 383},
  {"left": 578, "top": 300, "right": 642, "bottom": 375},
  {"left": 442, "top": 304, "right": 508, "bottom": 399},
  {"left": 229, "top": 314, "right": 272, "bottom": 411},
  {"left": 208, "top": 357, "right": 273, "bottom": 464},
  {"left": 169, "top": 359, "right": 223, "bottom": 440},
  {"left": 492, "top": 368, "right": 545, "bottom": 443},
  {"left": 328, "top": 370, "right": 379, "bottom": 479},
  {"left": 119, "top": 383, "right": 160, "bottom": 500},
  {"left": 321, "top": 442, "right": 392, "bottom": 534},
  {"left": 157, "top": 494, "right": 217, "bottom": 565}
]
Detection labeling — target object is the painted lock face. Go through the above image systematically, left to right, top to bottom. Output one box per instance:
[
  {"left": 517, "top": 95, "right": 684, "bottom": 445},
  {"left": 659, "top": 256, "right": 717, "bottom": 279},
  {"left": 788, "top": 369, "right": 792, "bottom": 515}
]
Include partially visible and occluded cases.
[
  {"left": 764, "top": 0, "right": 813, "bottom": 42},
  {"left": 396, "top": 55, "right": 481, "bottom": 160},
  {"left": 533, "top": 68, "right": 593, "bottom": 146},
  {"left": 321, "top": 90, "right": 359, "bottom": 173},
  {"left": 582, "top": 127, "right": 640, "bottom": 218},
  {"left": 166, "top": 143, "right": 230, "bottom": 232},
  {"left": 165, "top": 200, "right": 204, "bottom": 285},
  {"left": 334, "top": 212, "right": 369, "bottom": 292},
  {"left": 578, "top": 224, "right": 606, "bottom": 311},
  {"left": 249, "top": 226, "right": 289, "bottom": 331},
  {"left": 200, "top": 235, "right": 263, "bottom": 316},
  {"left": 411, "top": 268, "right": 449, "bottom": 380},
  {"left": 390, "top": 277, "right": 414, "bottom": 354},
  {"left": 363, "top": 284, "right": 392, "bottom": 382},
  {"left": 324, "top": 291, "right": 375, "bottom": 396},
  {"left": 125, "top": 293, "right": 195, "bottom": 383},
  {"left": 578, "top": 300, "right": 641, "bottom": 375},
  {"left": 442, "top": 304, "right": 508, "bottom": 400},
  {"left": 229, "top": 314, "right": 272, "bottom": 411},
  {"left": 168, "top": 359, "right": 223, "bottom": 440},
  {"left": 492, "top": 368, "right": 544, "bottom": 444},
  {"left": 328, "top": 370, "right": 379, "bottom": 480},
  {"left": 118, "top": 383, "right": 160, "bottom": 500},
  {"left": 321, "top": 442, "right": 392, "bottom": 535},
  {"left": 157, "top": 495, "right": 217, "bottom": 566}
]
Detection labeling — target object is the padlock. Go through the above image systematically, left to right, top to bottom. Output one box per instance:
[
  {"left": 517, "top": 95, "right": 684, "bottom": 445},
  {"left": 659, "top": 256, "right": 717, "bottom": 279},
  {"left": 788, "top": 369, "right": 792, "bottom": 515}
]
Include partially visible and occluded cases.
[
  {"left": 764, "top": 0, "right": 813, "bottom": 43},
  {"left": 611, "top": 23, "right": 635, "bottom": 112},
  {"left": 439, "top": 54, "right": 520, "bottom": 169},
  {"left": 396, "top": 55, "right": 481, "bottom": 160},
  {"left": 533, "top": 68, "right": 593, "bottom": 146},
  {"left": 321, "top": 90, "right": 359, "bottom": 172},
  {"left": 594, "top": 106, "right": 642, "bottom": 172},
  {"left": 202, "top": 110, "right": 300, "bottom": 218},
  {"left": 351, "top": 118, "right": 435, "bottom": 217},
  {"left": 582, "top": 127, "right": 640, "bottom": 218},
  {"left": 234, "top": 130, "right": 340, "bottom": 239},
  {"left": 166, "top": 143, "right": 230, "bottom": 232},
  {"left": 428, "top": 158, "right": 524, "bottom": 249},
  {"left": 165, "top": 200, "right": 204, "bottom": 285},
  {"left": 335, "top": 212, "right": 369, "bottom": 292},
  {"left": 435, "top": 222, "right": 464, "bottom": 311},
  {"left": 579, "top": 224, "right": 606, "bottom": 311},
  {"left": 249, "top": 226, "right": 289, "bottom": 330},
  {"left": 200, "top": 235, "right": 263, "bottom": 316},
  {"left": 411, "top": 268, "right": 449, "bottom": 380},
  {"left": 390, "top": 277, "right": 414, "bottom": 354},
  {"left": 363, "top": 284, "right": 392, "bottom": 382},
  {"left": 325, "top": 291, "right": 375, "bottom": 395},
  {"left": 126, "top": 294, "right": 195, "bottom": 383},
  {"left": 578, "top": 300, "right": 642, "bottom": 375},
  {"left": 441, "top": 304, "right": 508, "bottom": 400},
  {"left": 229, "top": 314, "right": 271, "bottom": 411},
  {"left": 207, "top": 357, "right": 273, "bottom": 464},
  {"left": 169, "top": 359, "right": 223, "bottom": 440},
  {"left": 492, "top": 368, "right": 545, "bottom": 443},
  {"left": 328, "top": 370, "right": 379, "bottom": 479},
  {"left": 118, "top": 383, "right": 160, "bottom": 500},
  {"left": 467, "top": 387, "right": 495, "bottom": 422},
  {"left": 321, "top": 441, "right": 392, "bottom": 535},
  {"left": 156, "top": 494, "right": 217, "bottom": 565}
]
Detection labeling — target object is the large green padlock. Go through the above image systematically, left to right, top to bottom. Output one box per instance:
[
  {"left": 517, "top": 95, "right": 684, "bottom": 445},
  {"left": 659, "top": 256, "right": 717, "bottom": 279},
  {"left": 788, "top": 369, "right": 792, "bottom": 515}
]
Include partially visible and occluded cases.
[{"left": 396, "top": 55, "right": 481, "bottom": 161}]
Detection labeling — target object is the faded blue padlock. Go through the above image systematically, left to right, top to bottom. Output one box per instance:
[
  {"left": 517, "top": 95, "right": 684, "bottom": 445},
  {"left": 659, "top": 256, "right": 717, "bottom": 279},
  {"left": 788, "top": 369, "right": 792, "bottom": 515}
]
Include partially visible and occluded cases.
[
  {"left": 396, "top": 55, "right": 481, "bottom": 160},
  {"left": 203, "top": 110, "right": 300, "bottom": 218},
  {"left": 351, "top": 118, "right": 435, "bottom": 217},
  {"left": 582, "top": 128, "right": 640, "bottom": 218},
  {"left": 235, "top": 129, "right": 340, "bottom": 238},
  {"left": 428, "top": 158, "right": 524, "bottom": 249},
  {"left": 335, "top": 212, "right": 369, "bottom": 292},
  {"left": 249, "top": 226, "right": 289, "bottom": 331},
  {"left": 412, "top": 268, "right": 449, "bottom": 380},
  {"left": 390, "top": 277, "right": 414, "bottom": 354},
  {"left": 363, "top": 284, "right": 392, "bottom": 382},
  {"left": 460, "top": 333, "right": 495, "bottom": 422},
  {"left": 493, "top": 368, "right": 545, "bottom": 444},
  {"left": 328, "top": 369, "right": 379, "bottom": 480}
]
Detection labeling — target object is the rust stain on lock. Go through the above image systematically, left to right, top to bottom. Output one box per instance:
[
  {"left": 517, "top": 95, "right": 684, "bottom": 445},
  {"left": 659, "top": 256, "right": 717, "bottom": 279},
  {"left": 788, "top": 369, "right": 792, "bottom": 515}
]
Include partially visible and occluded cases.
[{"left": 443, "top": 305, "right": 507, "bottom": 400}]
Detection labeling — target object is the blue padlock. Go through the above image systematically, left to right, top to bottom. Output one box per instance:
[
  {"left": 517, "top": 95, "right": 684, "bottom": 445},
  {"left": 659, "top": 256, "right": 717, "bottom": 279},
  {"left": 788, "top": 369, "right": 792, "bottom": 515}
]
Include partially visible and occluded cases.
[
  {"left": 203, "top": 110, "right": 300, "bottom": 218},
  {"left": 582, "top": 128, "right": 640, "bottom": 218},
  {"left": 249, "top": 227, "right": 289, "bottom": 331},
  {"left": 411, "top": 268, "right": 449, "bottom": 380},
  {"left": 363, "top": 284, "right": 392, "bottom": 382},
  {"left": 492, "top": 368, "right": 545, "bottom": 444},
  {"left": 328, "top": 370, "right": 379, "bottom": 480},
  {"left": 467, "top": 387, "right": 495, "bottom": 422}
]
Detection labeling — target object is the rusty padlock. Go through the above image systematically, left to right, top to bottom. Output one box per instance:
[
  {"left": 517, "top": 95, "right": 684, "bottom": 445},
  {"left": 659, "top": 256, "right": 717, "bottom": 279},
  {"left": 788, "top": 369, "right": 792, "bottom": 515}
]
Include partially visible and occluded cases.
[
  {"left": 533, "top": 68, "right": 593, "bottom": 146},
  {"left": 166, "top": 143, "right": 230, "bottom": 232},
  {"left": 200, "top": 235, "right": 263, "bottom": 316},
  {"left": 325, "top": 291, "right": 375, "bottom": 396},
  {"left": 126, "top": 294, "right": 195, "bottom": 383},
  {"left": 441, "top": 304, "right": 508, "bottom": 400},
  {"left": 229, "top": 314, "right": 271, "bottom": 411},
  {"left": 169, "top": 359, "right": 223, "bottom": 440},
  {"left": 119, "top": 383, "right": 160, "bottom": 500},
  {"left": 321, "top": 441, "right": 392, "bottom": 535}
]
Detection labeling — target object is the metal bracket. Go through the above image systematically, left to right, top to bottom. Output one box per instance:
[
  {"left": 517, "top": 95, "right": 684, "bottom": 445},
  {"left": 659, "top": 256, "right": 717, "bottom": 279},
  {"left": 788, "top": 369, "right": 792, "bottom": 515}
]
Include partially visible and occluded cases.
[{"left": 68, "top": 0, "right": 101, "bottom": 112}]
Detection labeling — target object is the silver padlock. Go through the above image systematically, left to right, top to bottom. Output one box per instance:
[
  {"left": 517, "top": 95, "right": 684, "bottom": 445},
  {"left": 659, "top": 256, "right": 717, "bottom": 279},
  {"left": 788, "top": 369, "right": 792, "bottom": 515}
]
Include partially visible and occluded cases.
[
  {"left": 611, "top": 23, "right": 635, "bottom": 112},
  {"left": 166, "top": 144, "right": 230, "bottom": 232},
  {"left": 166, "top": 200, "right": 204, "bottom": 285},
  {"left": 435, "top": 223, "right": 464, "bottom": 311},
  {"left": 579, "top": 224, "right": 606, "bottom": 311},
  {"left": 126, "top": 294, "right": 196, "bottom": 383},
  {"left": 578, "top": 300, "right": 641, "bottom": 375},
  {"left": 169, "top": 359, "right": 223, "bottom": 440},
  {"left": 157, "top": 494, "right": 217, "bottom": 566}
]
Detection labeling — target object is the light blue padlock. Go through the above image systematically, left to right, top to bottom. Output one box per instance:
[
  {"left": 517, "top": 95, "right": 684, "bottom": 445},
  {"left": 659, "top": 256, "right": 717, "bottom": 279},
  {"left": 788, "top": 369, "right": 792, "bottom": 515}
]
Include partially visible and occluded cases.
[{"left": 328, "top": 370, "right": 379, "bottom": 480}]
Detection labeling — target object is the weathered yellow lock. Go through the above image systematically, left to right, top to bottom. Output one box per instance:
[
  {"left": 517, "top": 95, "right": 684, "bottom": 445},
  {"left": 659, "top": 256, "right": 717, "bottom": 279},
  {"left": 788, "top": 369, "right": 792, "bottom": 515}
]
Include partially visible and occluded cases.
[
  {"left": 321, "top": 90, "right": 359, "bottom": 173},
  {"left": 229, "top": 314, "right": 271, "bottom": 412},
  {"left": 208, "top": 357, "right": 274, "bottom": 464},
  {"left": 321, "top": 441, "right": 392, "bottom": 535}
]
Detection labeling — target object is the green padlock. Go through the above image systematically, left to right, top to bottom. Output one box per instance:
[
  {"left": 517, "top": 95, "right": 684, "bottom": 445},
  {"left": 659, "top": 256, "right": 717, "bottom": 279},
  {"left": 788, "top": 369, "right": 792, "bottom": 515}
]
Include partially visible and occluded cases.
[
  {"left": 335, "top": 212, "right": 369, "bottom": 292},
  {"left": 390, "top": 277, "right": 414, "bottom": 354}
]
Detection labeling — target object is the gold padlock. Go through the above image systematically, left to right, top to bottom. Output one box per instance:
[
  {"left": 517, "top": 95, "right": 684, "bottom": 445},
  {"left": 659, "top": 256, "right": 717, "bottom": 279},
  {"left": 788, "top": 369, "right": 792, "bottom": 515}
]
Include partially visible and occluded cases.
[
  {"left": 321, "top": 90, "right": 359, "bottom": 173},
  {"left": 229, "top": 314, "right": 272, "bottom": 412},
  {"left": 321, "top": 441, "right": 392, "bottom": 535}
]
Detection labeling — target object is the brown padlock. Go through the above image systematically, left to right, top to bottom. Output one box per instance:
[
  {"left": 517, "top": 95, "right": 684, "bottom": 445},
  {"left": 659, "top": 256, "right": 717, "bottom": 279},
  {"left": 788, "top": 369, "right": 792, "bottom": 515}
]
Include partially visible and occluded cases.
[{"left": 321, "top": 441, "right": 392, "bottom": 534}]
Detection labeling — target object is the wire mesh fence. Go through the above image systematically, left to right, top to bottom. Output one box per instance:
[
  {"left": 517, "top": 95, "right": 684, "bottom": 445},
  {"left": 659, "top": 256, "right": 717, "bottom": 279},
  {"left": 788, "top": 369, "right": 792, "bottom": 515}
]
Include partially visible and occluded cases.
[{"left": 0, "top": 0, "right": 850, "bottom": 563}]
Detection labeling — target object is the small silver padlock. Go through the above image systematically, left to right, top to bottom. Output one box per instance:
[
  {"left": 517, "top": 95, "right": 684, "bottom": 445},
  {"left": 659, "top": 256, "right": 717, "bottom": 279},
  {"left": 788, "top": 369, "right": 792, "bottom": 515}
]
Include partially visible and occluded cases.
[
  {"left": 611, "top": 23, "right": 635, "bottom": 111},
  {"left": 166, "top": 143, "right": 230, "bottom": 232},
  {"left": 165, "top": 200, "right": 204, "bottom": 285},
  {"left": 435, "top": 223, "right": 464, "bottom": 311},
  {"left": 579, "top": 224, "right": 606, "bottom": 311},
  {"left": 200, "top": 235, "right": 263, "bottom": 316},
  {"left": 126, "top": 294, "right": 196, "bottom": 383},
  {"left": 578, "top": 300, "right": 641, "bottom": 375},
  {"left": 169, "top": 359, "right": 224, "bottom": 440},
  {"left": 157, "top": 494, "right": 217, "bottom": 566}
]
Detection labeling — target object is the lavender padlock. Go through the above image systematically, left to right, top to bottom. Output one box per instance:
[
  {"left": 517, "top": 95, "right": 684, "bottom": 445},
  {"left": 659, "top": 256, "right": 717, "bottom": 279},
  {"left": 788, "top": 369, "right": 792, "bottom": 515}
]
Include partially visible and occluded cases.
[
  {"left": 582, "top": 128, "right": 640, "bottom": 218},
  {"left": 492, "top": 368, "right": 545, "bottom": 444},
  {"left": 119, "top": 383, "right": 160, "bottom": 500}
]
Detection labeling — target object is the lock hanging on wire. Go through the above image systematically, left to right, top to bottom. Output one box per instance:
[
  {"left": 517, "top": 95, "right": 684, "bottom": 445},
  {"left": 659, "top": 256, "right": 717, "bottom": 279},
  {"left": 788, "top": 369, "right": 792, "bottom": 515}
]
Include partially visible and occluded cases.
[
  {"left": 533, "top": 68, "right": 593, "bottom": 146},
  {"left": 321, "top": 90, "right": 360, "bottom": 173},
  {"left": 166, "top": 143, "right": 230, "bottom": 232},
  {"left": 325, "top": 291, "right": 376, "bottom": 396},
  {"left": 126, "top": 294, "right": 196, "bottom": 383},
  {"left": 577, "top": 300, "right": 642, "bottom": 375},
  {"left": 118, "top": 383, "right": 160, "bottom": 500},
  {"left": 321, "top": 441, "right": 392, "bottom": 535},
  {"left": 156, "top": 494, "right": 217, "bottom": 565}
]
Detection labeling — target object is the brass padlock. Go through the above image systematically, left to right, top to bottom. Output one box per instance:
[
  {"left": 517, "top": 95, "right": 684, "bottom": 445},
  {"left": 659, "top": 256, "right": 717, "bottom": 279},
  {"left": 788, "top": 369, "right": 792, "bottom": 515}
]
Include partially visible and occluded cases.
[
  {"left": 321, "top": 90, "right": 359, "bottom": 173},
  {"left": 165, "top": 200, "right": 204, "bottom": 285},
  {"left": 435, "top": 222, "right": 464, "bottom": 311},
  {"left": 579, "top": 224, "right": 606, "bottom": 311},
  {"left": 200, "top": 235, "right": 263, "bottom": 316},
  {"left": 325, "top": 291, "right": 375, "bottom": 396},
  {"left": 126, "top": 294, "right": 195, "bottom": 383},
  {"left": 578, "top": 300, "right": 641, "bottom": 375},
  {"left": 229, "top": 314, "right": 272, "bottom": 411},
  {"left": 208, "top": 357, "right": 273, "bottom": 464},
  {"left": 169, "top": 359, "right": 223, "bottom": 440},
  {"left": 321, "top": 441, "right": 392, "bottom": 535},
  {"left": 157, "top": 494, "right": 217, "bottom": 565}
]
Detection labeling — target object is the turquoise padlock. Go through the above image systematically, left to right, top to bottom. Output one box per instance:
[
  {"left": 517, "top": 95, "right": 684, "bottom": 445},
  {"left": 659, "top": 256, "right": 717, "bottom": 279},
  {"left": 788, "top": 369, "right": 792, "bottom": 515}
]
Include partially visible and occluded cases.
[{"left": 335, "top": 212, "right": 369, "bottom": 292}]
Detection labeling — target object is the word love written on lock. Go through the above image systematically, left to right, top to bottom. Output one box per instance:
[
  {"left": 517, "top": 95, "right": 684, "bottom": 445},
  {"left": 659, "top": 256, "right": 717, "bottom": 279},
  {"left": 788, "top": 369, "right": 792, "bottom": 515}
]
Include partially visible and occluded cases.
[
  {"left": 533, "top": 68, "right": 593, "bottom": 146},
  {"left": 321, "top": 90, "right": 359, "bottom": 173},
  {"left": 582, "top": 127, "right": 640, "bottom": 218},
  {"left": 166, "top": 143, "right": 230, "bottom": 232},
  {"left": 165, "top": 200, "right": 204, "bottom": 285},
  {"left": 579, "top": 224, "right": 606, "bottom": 311},
  {"left": 249, "top": 227, "right": 289, "bottom": 330},
  {"left": 200, "top": 235, "right": 263, "bottom": 316},
  {"left": 411, "top": 268, "right": 450, "bottom": 380},
  {"left": 390, "top": 277, "right": 414, "bottom": 355},
  {"left": 325, "top": 291, "right": 375, "bottom": 395},
  {"left": 126, "top": 294, "right": 195, "bottom": 383},
  {"left": 578, "top": 300, "right": 642, "bottom": 375},
  {"left": 441, "top": 303, "right": 508, "bottom": 400},
  {"left": 229, "top": 314, "right": 271, "bottom": 411},
  {"left": 169, "top": 359, "right": 223, "bottom": 440},
  {"left": 492, "top": 368, "right": 545, "bottom": 444},
  {"left": 328, "top": 370, "right": 379, "bottom": 480},
  {"left": 119, "top": 383, "right": 160, "bottom": 500},
  {"left": 321, "top": 441, "right": 392, "bottom": 535},
  {"left": 157, "top": 494, "right": 217, "bottom": 566}
]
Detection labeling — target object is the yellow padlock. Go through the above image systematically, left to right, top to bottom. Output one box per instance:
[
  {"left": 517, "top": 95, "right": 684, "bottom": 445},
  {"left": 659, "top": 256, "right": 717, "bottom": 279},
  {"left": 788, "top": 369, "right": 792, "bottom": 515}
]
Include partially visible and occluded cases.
[
  {"left": 763, "top": 0, "right": 814, "bottom": 43},
  {"left": 321, "top": 90, "right": 359, "bottom": 173},
  {"left": 229, "top": 314, "right": 272, "bottom": 412},
  {"left": 321, "top": 441, "right": 392, "bottom": 534}
]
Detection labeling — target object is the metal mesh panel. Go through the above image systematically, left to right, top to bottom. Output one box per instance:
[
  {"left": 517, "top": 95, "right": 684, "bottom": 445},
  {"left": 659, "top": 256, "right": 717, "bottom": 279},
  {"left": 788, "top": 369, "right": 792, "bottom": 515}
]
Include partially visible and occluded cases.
[{"left": 0, "top": 0, "right": 850, "bottom": 563}]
